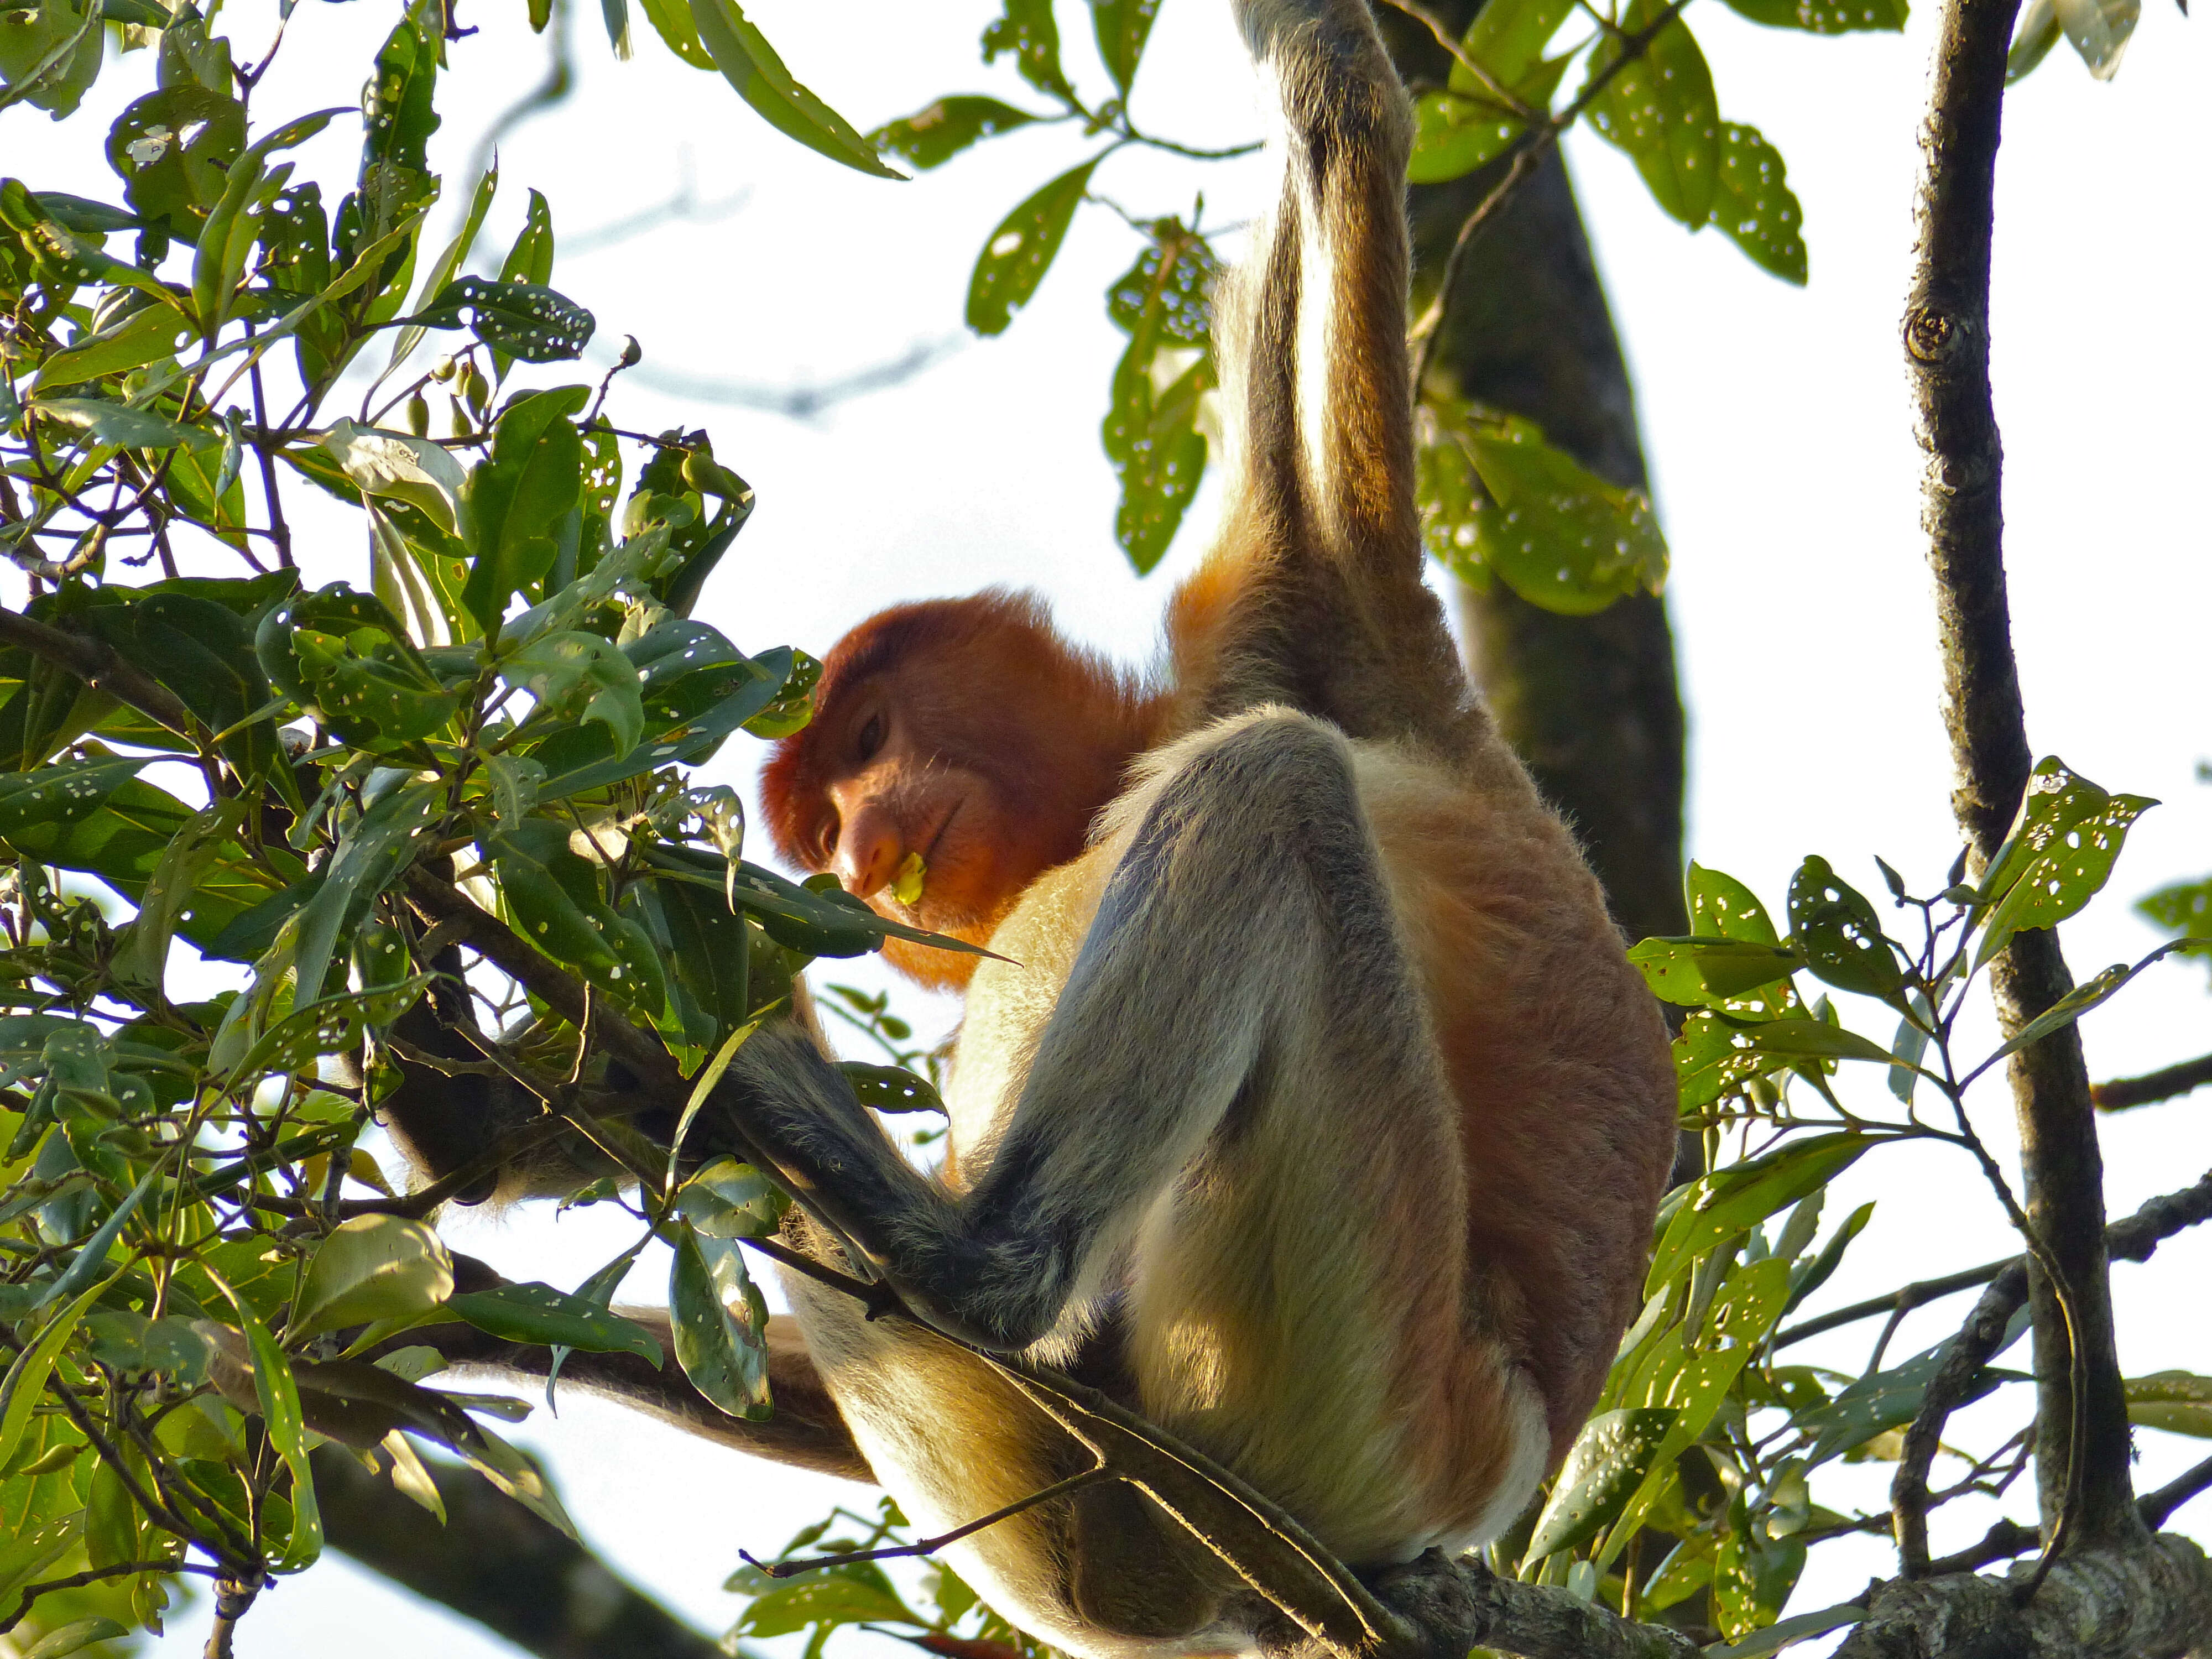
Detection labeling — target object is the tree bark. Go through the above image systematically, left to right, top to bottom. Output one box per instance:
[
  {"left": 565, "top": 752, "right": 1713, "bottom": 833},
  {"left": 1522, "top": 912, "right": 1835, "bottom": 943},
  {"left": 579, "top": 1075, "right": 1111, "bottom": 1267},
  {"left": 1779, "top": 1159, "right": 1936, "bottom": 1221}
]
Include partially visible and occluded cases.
[
  {"left": 1903, "top": 0, "right": 2138, "bottom": 1552},
  {"left": 1378, "top": 8, "right": 1691, "bottom": 946},
  {"left": 314, "top": 1446, "right": 728, "bottom": 1659}
]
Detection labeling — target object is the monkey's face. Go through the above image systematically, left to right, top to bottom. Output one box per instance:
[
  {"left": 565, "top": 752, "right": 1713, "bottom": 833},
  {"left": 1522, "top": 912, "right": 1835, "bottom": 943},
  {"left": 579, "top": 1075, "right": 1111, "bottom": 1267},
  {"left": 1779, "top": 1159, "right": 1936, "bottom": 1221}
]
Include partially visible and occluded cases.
[{"left": 760, "top": 592, "right": 1152, "bottom": 988}]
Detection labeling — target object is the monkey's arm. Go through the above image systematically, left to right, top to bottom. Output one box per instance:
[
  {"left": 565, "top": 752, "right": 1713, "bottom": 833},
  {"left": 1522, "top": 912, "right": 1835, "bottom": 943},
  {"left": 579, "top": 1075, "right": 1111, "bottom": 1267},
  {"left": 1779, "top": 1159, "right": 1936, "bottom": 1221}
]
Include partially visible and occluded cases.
[{"left": 714, "top": 711, "right": 1435, "bottom": 1354}]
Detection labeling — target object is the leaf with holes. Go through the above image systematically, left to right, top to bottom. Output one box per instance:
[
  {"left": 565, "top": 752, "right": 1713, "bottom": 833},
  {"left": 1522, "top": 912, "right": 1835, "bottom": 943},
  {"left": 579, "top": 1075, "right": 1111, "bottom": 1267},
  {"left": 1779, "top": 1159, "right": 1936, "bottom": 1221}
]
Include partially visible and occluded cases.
[
  {"left": 1093, "top": 0, "right": 1160, "bottom": 95},
  {"left": 1584, "top": 0, "right": 1720, "bottom": 227},
  {"left": 1721, "top": 0, "right": 1906, "bottom": 30},
  {"left": 870, "top": 96, "right": 1040, "bottom": 171},
  {"left": 1708, "top": 122, "right": 1806, "bottom": 284},
  {"left": 967, "top": 160, "right": 1099, "bottom": 336},
  {"left": 416, "top": 275, "right": 595, "bottom": 363},
  {"left": 1455, "top": 413, "right": 1668, "bottom": 613},
  {"left": 1974, "top": 758, "right": 2156, "bottom": 968},
  {"left": 489, "top": 818, "right": 667, "bottom": 1018},
  {"left": 1788, "top": 857, "right": 1905, "bottom": 999},
  {"left": 1629, "top": 936, "right": 1803, "bottom": 1007},
  {"left": 842, "top": 1063, "right": 945, "bottom": 1115},
  {"left": 674, "top": 1157, "right": 790, "bottom": 1239},
  {"left": 669, "top": 1223, "right": 771, "bottom": 1418},
  {"left": 448, "top": 1283, "right": 663, "bottom": 1362},
  {"left": 2125, "top": 1372, "right": 2212, "bottom": 1438},
  {"left": 1525, "top": 1407, "right": 1677, "bottom": 1559}
]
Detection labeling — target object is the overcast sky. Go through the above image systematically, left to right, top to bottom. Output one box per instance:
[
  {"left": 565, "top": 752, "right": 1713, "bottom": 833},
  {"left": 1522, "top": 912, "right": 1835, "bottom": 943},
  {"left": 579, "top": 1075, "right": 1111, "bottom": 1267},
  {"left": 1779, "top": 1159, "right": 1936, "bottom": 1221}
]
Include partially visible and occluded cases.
[{"left": 6, "top": 0, "right": 2208, "bottom": 1651}]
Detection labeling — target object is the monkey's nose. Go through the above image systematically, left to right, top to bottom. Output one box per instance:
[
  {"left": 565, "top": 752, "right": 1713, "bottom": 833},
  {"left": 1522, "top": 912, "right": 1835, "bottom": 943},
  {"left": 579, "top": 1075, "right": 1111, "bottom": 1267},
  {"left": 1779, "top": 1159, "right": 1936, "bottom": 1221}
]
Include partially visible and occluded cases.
[{"left": 832, "top": 804, "right": 902, "bottom": 900}]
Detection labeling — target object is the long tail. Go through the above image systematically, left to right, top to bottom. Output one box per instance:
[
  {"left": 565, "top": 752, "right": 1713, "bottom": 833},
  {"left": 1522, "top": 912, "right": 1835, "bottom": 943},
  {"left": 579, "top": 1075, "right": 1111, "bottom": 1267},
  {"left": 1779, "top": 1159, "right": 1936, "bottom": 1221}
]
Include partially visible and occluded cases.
[{"left": 1171, "top": 3, "right": 1470, "bottom": 747}]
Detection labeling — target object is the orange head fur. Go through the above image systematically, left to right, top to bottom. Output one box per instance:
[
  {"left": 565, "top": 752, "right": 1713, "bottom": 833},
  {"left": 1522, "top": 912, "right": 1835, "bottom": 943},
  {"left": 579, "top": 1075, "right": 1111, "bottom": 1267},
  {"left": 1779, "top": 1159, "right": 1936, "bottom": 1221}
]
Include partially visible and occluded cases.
[{"left": 761, "top": 590, "right": 1167, "bottom": 989}]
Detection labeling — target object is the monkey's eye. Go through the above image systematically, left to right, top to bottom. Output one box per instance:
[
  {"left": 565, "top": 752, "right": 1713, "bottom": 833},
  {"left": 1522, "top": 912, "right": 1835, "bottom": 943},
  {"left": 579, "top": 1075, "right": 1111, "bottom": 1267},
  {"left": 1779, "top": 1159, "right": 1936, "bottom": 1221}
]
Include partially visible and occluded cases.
[{"left": 855, "top": 712, "right": 886, "bottom": 763}]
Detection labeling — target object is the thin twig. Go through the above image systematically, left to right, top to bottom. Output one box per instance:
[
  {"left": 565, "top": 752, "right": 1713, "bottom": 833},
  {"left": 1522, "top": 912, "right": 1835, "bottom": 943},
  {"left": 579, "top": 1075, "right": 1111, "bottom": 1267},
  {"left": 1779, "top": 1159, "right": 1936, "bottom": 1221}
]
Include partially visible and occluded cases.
[
  {"left": 1407, "top": 0, "right": 1692, "bottom": 389},
  {"left": 743, "top": 1466, "right": 1118, "bottom": 1578}
]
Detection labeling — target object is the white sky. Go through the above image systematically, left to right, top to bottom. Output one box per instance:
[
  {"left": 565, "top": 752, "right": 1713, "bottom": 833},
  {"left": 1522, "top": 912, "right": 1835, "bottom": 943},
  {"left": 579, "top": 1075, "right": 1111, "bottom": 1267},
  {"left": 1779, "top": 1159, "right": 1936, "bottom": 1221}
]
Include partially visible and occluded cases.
[{"left": 4, "top": 0, "right": 2209, "bottom": 1651}]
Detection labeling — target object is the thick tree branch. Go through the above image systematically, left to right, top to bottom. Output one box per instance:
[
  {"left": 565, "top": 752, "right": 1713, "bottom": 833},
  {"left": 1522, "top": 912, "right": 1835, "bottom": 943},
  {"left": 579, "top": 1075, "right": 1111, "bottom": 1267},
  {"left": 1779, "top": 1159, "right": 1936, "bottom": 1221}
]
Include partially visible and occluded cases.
[
  {"left": 1906, "top": 0, "right": 2137, "bottom": 1551},
  {"left": 0, "top": 601, "right": 192, "bottom": 734},
  {"left": 2095, "top": 1050, "right": 2212, "bottom": 1113},
  {"left": 312, "top": 1446, "right": 727, "bottom": 1659},
  {"left": 1832, "top": 1535, "right": 2212, "bottom": 1659}
]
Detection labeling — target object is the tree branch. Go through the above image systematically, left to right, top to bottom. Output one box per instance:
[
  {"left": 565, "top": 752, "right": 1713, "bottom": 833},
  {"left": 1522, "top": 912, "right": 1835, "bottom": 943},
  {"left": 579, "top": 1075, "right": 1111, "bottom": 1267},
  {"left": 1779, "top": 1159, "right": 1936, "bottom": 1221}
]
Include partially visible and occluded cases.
[
  {"left": 1905, "top": 0, "right": 2137, "bottom": 1553},
  {"left": 0, "top": 601, "right": 193, "bottom": 735},
  {"left": 2094, "top": 1050, "right": 2212, "bottom": 1113},
  {"left": 1778, "top": 1167, "right": 2212, "bottom": 1349},
  {"left": 1888, "top": 1167, "right": 2212, "bottom": 1576},
  {"left": 312, "top": 1445, "right": 727, "bottom": 1659},
  {"left": 1833, "top": 1535, "right": 2212, "bottom": 1659}
]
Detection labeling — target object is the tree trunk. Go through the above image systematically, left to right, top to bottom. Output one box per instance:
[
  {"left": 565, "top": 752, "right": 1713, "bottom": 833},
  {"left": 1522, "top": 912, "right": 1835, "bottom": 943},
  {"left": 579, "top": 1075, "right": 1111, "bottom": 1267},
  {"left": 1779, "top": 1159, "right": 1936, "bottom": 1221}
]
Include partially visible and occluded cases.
[{"left": 1379, "top": 5, "right": 1690, "bottom": 945}]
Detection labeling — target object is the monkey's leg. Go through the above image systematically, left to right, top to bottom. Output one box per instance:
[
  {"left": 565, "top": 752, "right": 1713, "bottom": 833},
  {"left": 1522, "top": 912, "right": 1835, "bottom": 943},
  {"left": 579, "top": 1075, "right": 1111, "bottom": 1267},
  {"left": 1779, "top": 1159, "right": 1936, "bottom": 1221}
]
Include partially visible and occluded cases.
[{"left": 719, "top": 709, "right": 1443, "bottom": 1353}]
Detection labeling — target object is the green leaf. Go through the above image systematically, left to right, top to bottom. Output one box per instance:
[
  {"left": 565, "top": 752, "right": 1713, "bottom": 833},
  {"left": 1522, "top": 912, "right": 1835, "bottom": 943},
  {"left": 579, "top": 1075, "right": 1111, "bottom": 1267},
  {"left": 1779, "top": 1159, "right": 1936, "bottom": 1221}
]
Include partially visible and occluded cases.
[
  {"left": 0, "top": 0, "right": 102, "bottom": 118},
  {"left": 638, "top": 0, "right": 714, "bottom": 68},
  {"left": 686, "top": 0, "right": 904, "bottom": 180},
  {"left": 981, "top": 0, "right": 1072, "bottom": 99},
  {"left": 1093, "top": 0, "right": 1160, "bottom": 95},
  {"left": 1458, "top": 0, "right": 1578, "bottom": 85},
  {"left": 1584, "top": 0, "right": 1721, "bottom": 226},
  {"left": 1721, "top": 0, "right": 1905, "bottom": 28},
  {"left": 2006, "top": 0, "right": 2063, "bottom": 77},
  {"left": 105, "top": 82, "right": 246, "bottom": 240},
  {"left": 870, "top": 96, "right": 1040, "bottom": 171},
  {"left": 192, "top": 109, "right": 347, "bottom": 335},
  {"left": 1708, "top": 123, "right": 1806, "bottom": 284},
  {"left": 966, "top": 160, "right": 1099, "bottom": 336},
  {"left": 383, "top": 163, "right": 499, "bottom": 383},
  {"left": 416, "top": 275, "right": 596, "bottom": 364},
  {"left": 33, "top": 300, "right": 196, "bottom": 390},
  {"left": 1103, "top": 340, "right": 1210, "bottom": 575},
  {"left": 463, "top": 386, "right": 591, "bottom": 633},
  {"left": 30, "top": 394, "right": 217, "bottom": 452},
  {"left": 1421, "top": 406, "right": 1667, "bottom": 615},
  {"left": 324, "top": 419, "right": 468, "bottom": 536},
  {"left": 256, "top": 582, "right": 457, "bottom": 747},
  {"left": 131, "top": 591, "right": 284, "bottom": 781},
  {"left": 500, "top": 629, "right": 646, "bottom": 757},
  {"left": 1974, "top": 757, "right": 2156, "bottom": 969},
  {"left": 260, "top": 778, "right": 441, "bottom": 1025},
  {"left": 488, "top": 818, "right": 668, "bottom": 1017},
  {"left": 1787, "top": 855, "right": 1905, "bottom": 999},
  {"left": 718, "top": 857, "right": 992, "bottom": 962},
  {"left": 1688, "top": 862, "right": 1782, "bottom": 944},
  {"left": 1629, "top": 936, "right": 1803, "bottom": 1007},
  {"left": 1979, "top": 942, "right": 2195, "bottom": 1074},
  {"left": 841, "top": 1062, "right": 945, "bottom": 1115},
  {"left": 1647, "top": 1133, "right": 1875, "bottom": 1293},
  {"left": 674, "top": 1156, "right": 790, "bottom": 1239},
  {"left": 1783, "top": 1198, "right": 1875, "bottom": 1315},
  {"left": 290, "top": 1215, "right": 455, "bottom": 1339},
  {"left": 669, "top": 1223, "right": 771, "bottom": 1418},
  {"left": 205, "top": 1271, "right": 323, "bottom": 1570},
  {"left": 0, "top": 1274, "right": 114, "bottom": 1477},
  {"left": 448, "top": 1283, "right": 663, "bottom": 1363},
  {"left": 2125, "top": 1371, "right": 2212, "bottom": 1438},
  {"left": 1524, "top": 1406, "right": 1677, "bottom": 1559},
  {"left": 453, "top": 1418, "right": 578, "bottom": 1538},
  {"left": 1713, "top": 1529, "right": 1808, "bottom": 1643},
  {"left": 733, "top": 1560, "right": 921, "bottom": 1636},
  {"left": 1706, "top": 1604, "right": 1867, "bottom": 1659},
  {"left": 23, "top": 1618, "right": 128, "bottom": 1659}
]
